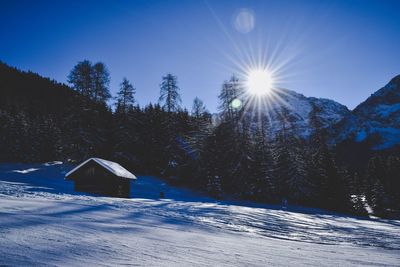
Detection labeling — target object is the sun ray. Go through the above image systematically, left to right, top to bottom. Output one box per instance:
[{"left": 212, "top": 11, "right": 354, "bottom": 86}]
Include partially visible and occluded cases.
[
  {"left": 204, "top": 4, "right": 307, "bottom": 129},
  {"left": 245, "top": 69, "right": 274, "bottom": 96}
]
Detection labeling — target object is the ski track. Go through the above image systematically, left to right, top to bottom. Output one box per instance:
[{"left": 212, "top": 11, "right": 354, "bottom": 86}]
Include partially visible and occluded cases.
[{"left": 0, "top": 163, "right": 399, "bottom": 266}]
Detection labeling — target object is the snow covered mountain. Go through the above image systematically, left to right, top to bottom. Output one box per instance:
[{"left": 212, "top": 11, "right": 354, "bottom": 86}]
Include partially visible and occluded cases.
[
  {"left": 245, "top": 75, "right": 400, "bottom": 150},
  {"left": 332, "top": 75, "right": 400, "bottom": 150},
  {"left": 243, "top": 88, "right": 350, "bottom": 137}
]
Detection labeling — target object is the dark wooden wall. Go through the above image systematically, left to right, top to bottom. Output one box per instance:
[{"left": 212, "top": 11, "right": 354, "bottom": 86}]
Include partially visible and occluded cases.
[{"left": 70, "top": 160, "right": 131, "bottom": 198}]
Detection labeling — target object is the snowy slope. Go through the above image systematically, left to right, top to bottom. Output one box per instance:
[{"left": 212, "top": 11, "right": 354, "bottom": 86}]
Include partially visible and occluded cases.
[
  {"left": 333, "top": 75, "right": 400, "bottom": 149},
  {"left": 1, "top": 163, "right": 400, "bottom": 266}
]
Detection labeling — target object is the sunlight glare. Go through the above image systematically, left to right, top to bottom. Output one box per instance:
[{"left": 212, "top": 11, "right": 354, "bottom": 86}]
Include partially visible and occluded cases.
[{"left": 246, "top": 69, "right": 274, "bottom": 96}]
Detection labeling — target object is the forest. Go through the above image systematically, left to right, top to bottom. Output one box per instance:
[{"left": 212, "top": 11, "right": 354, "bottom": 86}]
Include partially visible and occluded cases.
[{"left": 0, "top": 60, "right": 399, "bottom": 218}]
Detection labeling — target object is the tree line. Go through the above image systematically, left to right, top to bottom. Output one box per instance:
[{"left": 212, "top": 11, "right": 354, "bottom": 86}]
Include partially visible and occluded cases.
[{"left": 0, "top": 60, "right": 398, "bottom": 218}]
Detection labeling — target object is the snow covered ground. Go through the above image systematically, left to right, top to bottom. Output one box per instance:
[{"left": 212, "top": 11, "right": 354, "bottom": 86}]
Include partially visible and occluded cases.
[{"left": 0, "top": 163, "right": 399, "bottom": 266}]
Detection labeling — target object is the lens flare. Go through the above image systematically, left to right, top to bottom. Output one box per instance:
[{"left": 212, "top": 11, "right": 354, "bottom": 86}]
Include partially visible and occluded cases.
[
  {"left": 234, "top": 9, "right": 255, "bottom": 34},
  {"left": 246, "top": 69, "right": 274, "bottom": 96},
  {"left": 231, "top": 98, "right": 242, "bottom": 109}
]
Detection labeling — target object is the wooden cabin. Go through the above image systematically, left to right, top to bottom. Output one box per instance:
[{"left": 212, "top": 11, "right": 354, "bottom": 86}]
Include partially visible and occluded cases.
[{"left": 65, "top": 158, "right": 136, "bottom": 198}]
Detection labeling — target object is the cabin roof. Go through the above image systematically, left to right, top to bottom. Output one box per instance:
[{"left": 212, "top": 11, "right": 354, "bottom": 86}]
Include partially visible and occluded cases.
[{"left": 65, "top": 158, "right": 137, "bottom": 180}]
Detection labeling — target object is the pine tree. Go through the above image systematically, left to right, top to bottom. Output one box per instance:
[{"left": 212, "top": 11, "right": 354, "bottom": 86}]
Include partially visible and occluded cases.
[
  {"left": 68, "top": 60, "right": 93, "bottom": 98},
  {"left": 68, "top": 60, "right": 111, "bottom": 103},
  {"left": 92, "top": 62, "right": 111, "bottom": 103},
  {"left": 159, "top": 73, "right": 181, "bottom": 113},
  {"left": 157, "top": 74, "right": 184, "bottom": 177},
  {"left": 212, "top": 75, "right": 253, "bottom": 197},
  {"left": 218, "top": 75, "right": 243, "bottom": 123},
  {"left": 115, "top": 78, "right": 136, "bottom": 114},
  {"left": 60, "top": 97, "right": 111, "bottom": 161},
  {"left": 191, "top": 97, "right": 207, "bottom": 119},
  {"left": 306, "top": 103, "right": 352, "bottom": 211},
  {"left": 139, "top": 104, "right": 173, "bottom": 175},
  {"left": 308, "top": 104, "right": 330, "bottom": 205},
  {"left": 112, "top": 106, "right": 141, "bottom": 168},
  {"left": 276, "top": 106, "right": 298, "bottom": 137},
  {"left": 270, "top": 108, "right": 314, "bottom": 205},
  {"left": 170, "top": 109, "right": 197, "bottom": 182},
  {"left": 0, "top": 110, "right": 15, "bottom": 161},
  {"left": 29, "top": 115, "right": 62, "bottom": 162},
  {"left": 234, "top": 118, "right": 254, "bottom": 199},
  {"left": 210, "top": 121, "right": 237, "bottom": 194},
  {"left": 249, "top": 122, "right": 277, "bottom": 202},
  {"left": 201, "top": 131, "right": 223, "bottom": 197},
  {"left": 271, "top": 132, "right": 290, "bottom": 200},
  {"left": 287, "top": 136, "right": 312, "bottom": 203},
  {"left": 310, "top": 140, "right": 350, "bottom": 212},
  {"left": 385, "top": 156, "right": 400, "bottom": 210},
  {"left": 365, "top": 157, "right": 389, "bottom": 216},
  {"left": 346, "top": 171, "right": 368, "bottom": 216},
  {"left": 371, "top": 178, "right": 388, "bottom": 216}
]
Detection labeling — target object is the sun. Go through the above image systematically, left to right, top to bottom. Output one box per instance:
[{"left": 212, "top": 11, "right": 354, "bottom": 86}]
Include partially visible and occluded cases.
[{"left": 245, "top": 69, "right": 274, "bottom": 96}]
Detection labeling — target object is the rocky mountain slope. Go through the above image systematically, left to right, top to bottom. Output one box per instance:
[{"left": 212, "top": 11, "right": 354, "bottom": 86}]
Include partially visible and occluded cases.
[
  {"left": 244, "top": 75, "right": 400, "bottom": 150},
  {"left": 333, "top": 75, "right": 400, "bottom": 150},
  {"left": 241, "top": 88, "right": 351, "bottom": 138}
]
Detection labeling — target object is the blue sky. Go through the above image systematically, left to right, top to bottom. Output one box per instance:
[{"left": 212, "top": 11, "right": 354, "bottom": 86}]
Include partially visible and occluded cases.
[{"left": 1, "top": 0, "right": 400, "bottom": 111}]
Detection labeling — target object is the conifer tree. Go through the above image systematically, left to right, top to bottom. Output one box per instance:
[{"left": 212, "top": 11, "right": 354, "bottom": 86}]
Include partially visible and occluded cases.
[
  {"left": 68, "top": 60, "right": 93, "bottom": 98},
  {"left": 92, "top": 62, "right": 111, "bottom": 103},
  {"left": 159, "top": 73, "right": 181, "bottom": 113},
  {"left": 157, "top": 74, "right": 186, "bottom": 177},
  {"left": 218, "top": 75, "right": 242, "bottom": 123},
  {"left": 115, "top": 78, "right": 136, "bottom": 114},
  {"left": 191, "top": 97, "right": 207, "bottom": 119},
  {"left": 307, "top": 104, "right": 330, "bottom": 205},
  {"left": 112, "top": 106, "right": 141, "bottom": 168},
  {"left": 271, "top": 108, "right": 313, "bottom": 204},
  {"left": 249, "top": 120, "right": 276, "bottom": 202},
  {"left": 201, "top": 131, "right": 223, "bottom": 198},
  {"left": 286, "top": 136, "right": 312, "bottom": 203},
  {"left": 385, "top": 156, "right": 400, "bottom": 208},
  {"left": 365, "top": 157, "right": 389, "bottom": 216},
  {"left": 346, "top": 171, "right": 368, "bottom": 216}
]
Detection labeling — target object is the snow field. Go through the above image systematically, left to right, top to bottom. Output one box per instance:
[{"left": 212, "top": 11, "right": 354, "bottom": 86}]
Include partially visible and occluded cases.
[{"left": 0, "top": 163, "right": 399, "bottom": 266}]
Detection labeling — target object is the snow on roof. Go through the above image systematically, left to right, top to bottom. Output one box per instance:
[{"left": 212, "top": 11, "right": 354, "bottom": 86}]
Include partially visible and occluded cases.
[{"left": 65, "top": 158, "right": 136, "bottom": 180}]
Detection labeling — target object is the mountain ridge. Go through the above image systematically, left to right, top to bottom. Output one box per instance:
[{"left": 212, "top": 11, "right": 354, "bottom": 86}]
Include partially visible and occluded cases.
[
  {"left": 332, "top": 74, "right": 400, "bottom": 150},
  {"left": 252, "top": 87, "right": 351, "bottom": 138}
]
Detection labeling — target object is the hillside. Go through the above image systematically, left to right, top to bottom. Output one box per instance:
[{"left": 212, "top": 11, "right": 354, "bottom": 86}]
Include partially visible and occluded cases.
[
  {"left": 0, "top": 61, "right": 76, "bottom": 115},
  {"left": 0, "top": 62, "right": 112, "bottom": 162},
  {"left": 333, "top": 75, "right": 400, "bottom": 150},
  {"left": 244, "top": 88, "right": 350, "bottom": 137},
  {"left": 0, "top": 163, "right": 399, "bottom": 266}
]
